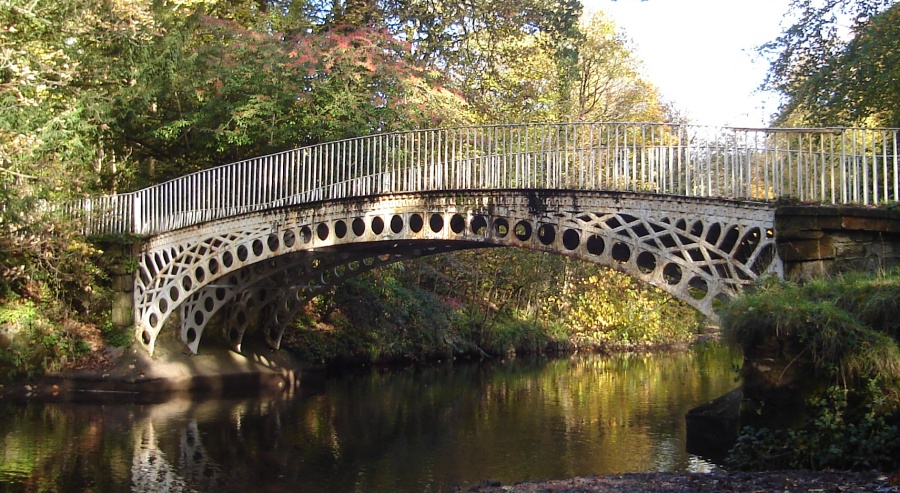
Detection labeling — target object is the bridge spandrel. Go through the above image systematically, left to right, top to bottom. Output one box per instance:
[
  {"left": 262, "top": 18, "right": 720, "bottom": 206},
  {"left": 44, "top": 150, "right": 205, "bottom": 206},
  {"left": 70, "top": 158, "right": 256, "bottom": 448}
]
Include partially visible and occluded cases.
[{"left": 131, "top": 190, "right": 781, "bottom": 355}]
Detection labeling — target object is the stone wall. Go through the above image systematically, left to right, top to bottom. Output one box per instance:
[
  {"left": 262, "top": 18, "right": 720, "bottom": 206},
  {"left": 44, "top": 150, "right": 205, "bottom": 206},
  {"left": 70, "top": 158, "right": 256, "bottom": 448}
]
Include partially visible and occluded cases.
[{"left": 776, "top": 205, "right": 900, "bottom": 280}]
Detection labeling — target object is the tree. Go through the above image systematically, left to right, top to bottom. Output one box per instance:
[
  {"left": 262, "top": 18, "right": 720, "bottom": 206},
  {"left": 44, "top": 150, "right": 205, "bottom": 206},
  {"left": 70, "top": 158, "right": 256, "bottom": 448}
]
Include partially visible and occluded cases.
[
  {"left": 763, "top": 0, "right": 898, "bottom": 126},
  {"left": 569, "top": 12, "right": 670, "bottom": 122}
]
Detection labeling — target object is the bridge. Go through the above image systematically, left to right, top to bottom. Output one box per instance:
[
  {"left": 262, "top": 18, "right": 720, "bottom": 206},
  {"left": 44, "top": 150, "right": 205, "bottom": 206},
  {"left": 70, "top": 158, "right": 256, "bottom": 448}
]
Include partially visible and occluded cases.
[{"left": 70, "top": 122, "right": 900, "bottom": 355}]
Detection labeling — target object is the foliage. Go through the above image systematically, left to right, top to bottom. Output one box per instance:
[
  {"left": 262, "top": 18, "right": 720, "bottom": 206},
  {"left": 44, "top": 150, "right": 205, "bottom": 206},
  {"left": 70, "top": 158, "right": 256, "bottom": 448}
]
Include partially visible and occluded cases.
[
  {"left": 763, "top": 0, "right": 899, "bottom": 127},
  {"left": 568, "top": 12, "right": 672, "bottom": 123},
  {"left": 112, "top": 13, "right": 472, "bottom": 187},
  {"left": 283, "top": 249, "right": 702, "bottom": 366},
  {"left": 283, "top": 267, "right": 473, "bottom": 365},
  {"left": 559, "top": 269, "right": 700, "bottom": 351},
  {"left": 722, "top": 270, "right": 900, "bottom": 472},
  {"left": 721, "top": 274, "right": 900, "bottom": 402},
  {"left": 0, "top": 299, "right": 93, "bottom": 381},
  {"left": 727, "top": 383, "right": 900, "bottom": 471}
]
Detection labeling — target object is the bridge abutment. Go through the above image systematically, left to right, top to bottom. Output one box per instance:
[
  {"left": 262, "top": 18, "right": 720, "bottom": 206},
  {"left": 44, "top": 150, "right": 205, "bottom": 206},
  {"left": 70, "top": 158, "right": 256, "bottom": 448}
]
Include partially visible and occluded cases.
[
  {"left": 776, "top": 205, "right": 900, "bottom": 280},
  {"left": 98, "top": 238, "right": 142, "bottom": 335}
]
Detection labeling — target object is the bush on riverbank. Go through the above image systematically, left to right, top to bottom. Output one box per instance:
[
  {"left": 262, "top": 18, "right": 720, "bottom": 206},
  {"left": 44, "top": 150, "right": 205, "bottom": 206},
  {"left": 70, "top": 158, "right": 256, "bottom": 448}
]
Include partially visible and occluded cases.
[
  {"left": 0, "top": 218, "right": 114, "bottom": 382},
  {"left": 282, "top": 251, "right": 702, "bottom": 366},
  {"left": 721, "top": 270, "right": 900, "bottom": 472}
]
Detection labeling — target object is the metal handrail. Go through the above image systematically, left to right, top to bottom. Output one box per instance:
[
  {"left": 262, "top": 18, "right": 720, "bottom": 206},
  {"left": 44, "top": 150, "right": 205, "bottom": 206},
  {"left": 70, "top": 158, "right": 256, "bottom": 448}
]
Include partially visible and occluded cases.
[{"left": 66, "top": 122, "right": 900, "bottom": 235}]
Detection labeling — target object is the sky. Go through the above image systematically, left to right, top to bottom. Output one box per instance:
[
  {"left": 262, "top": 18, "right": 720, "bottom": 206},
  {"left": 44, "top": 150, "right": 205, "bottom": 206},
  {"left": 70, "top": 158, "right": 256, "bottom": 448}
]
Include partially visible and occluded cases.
[{"left": 583, "top": 0, "right": 792, "bottom": 127}]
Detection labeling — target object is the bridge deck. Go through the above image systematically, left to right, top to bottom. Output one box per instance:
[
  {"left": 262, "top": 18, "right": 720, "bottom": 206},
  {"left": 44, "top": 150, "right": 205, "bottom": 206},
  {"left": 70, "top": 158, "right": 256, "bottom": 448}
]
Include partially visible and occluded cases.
[{"left": 69, "top": 123, "right": 899, "bottom": 236}]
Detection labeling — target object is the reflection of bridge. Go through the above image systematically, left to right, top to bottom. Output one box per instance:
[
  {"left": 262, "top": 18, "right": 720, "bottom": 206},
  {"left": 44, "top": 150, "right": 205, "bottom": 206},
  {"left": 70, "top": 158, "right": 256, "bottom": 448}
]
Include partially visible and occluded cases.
[{"left": 70, "top": 123, "right": 900, "bottom": 354}]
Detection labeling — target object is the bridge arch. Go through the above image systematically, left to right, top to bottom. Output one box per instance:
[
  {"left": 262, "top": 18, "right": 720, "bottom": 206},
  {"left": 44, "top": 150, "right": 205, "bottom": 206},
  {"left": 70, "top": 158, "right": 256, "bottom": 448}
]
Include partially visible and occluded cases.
[{"left": 135, "top": 190, "right": 781, "bottom": 354}]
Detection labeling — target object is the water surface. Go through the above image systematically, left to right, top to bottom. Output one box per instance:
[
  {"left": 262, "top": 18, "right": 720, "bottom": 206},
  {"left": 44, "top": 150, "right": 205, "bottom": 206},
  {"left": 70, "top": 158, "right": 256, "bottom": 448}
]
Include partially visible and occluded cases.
[{"left": 0, "top": 344, "right": 739, "bottom": 492}]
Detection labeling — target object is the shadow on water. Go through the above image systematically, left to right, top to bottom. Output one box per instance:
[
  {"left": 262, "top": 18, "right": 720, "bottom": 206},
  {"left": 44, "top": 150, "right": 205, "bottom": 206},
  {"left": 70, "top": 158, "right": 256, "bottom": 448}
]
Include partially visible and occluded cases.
[{"left": 0, "top": 343, "right": 740, "bottom": 493}]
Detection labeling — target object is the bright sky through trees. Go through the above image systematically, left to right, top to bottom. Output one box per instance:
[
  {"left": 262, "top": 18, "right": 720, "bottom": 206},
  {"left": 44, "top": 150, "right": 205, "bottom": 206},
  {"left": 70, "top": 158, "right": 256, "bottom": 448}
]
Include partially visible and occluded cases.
[{"left": 587, "top": 0, "right": 789, "bottom": 127}]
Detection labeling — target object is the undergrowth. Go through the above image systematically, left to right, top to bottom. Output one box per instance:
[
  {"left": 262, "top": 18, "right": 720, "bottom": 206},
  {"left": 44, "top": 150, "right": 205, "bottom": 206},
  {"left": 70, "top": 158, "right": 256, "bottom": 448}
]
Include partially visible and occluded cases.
[{"left": 722, "top": 269, "right": 900, "bottom": 471}]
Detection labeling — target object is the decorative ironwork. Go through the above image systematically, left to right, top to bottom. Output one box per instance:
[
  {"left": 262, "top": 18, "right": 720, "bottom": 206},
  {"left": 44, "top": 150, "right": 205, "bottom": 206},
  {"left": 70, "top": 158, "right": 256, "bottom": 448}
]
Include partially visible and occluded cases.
[{"left": 135, "top": 191, "right": 779, "bottom": 354}]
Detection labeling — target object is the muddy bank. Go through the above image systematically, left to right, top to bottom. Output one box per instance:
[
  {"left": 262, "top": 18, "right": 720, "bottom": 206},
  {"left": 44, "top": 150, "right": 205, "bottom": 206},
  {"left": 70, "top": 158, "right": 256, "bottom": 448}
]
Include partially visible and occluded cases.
[{"left": 459, "top": 471, "right": 900, "bottom": 492}]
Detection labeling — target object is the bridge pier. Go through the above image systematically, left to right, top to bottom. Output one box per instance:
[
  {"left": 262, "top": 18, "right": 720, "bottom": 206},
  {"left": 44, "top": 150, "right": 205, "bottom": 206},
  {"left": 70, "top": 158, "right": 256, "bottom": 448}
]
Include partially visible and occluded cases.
[
  {"left": 776, "top": 205, "right": 900, "bottom": 280},
  {"left": 102, "top": 239, "right": 142, "bottom": 334}
]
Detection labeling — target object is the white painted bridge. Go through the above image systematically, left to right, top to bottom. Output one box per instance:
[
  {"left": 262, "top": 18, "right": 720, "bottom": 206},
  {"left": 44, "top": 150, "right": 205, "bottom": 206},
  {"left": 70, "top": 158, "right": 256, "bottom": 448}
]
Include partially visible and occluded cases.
[{"left": 70, "top": 122, "right": 900, "bottom": 354}]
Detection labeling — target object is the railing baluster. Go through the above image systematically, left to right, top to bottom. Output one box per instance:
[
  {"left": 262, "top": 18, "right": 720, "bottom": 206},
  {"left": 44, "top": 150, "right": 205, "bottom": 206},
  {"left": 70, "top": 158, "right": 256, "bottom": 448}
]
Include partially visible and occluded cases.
[{"left": 65, "top": 123, "right": 900, "bottom": 236}]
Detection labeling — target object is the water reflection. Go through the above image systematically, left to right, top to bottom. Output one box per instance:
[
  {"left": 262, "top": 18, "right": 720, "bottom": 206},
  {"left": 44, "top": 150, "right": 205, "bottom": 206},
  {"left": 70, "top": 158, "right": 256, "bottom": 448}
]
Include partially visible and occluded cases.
[{"left": 0, "top": 344, "right": 739, "bottom": 493}]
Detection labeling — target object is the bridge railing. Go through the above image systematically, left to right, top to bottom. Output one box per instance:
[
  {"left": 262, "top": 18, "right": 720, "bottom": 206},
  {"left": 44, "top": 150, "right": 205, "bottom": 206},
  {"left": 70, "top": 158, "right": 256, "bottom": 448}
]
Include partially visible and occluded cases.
[{"left": 65, "top": 123, "right": 900, "bottom": 235}]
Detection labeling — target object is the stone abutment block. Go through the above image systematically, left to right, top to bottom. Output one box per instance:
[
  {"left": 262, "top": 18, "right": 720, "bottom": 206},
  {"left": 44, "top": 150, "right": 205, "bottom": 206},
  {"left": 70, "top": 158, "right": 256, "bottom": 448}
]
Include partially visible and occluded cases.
[{"left": 776, "top": 205, "right": 900, "bottom": 280}]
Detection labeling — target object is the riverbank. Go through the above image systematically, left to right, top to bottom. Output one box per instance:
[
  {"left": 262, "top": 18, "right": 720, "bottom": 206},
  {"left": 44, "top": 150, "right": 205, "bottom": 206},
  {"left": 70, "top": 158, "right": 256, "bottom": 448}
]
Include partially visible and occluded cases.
[
  {"left": 0, "top": 336, "right": 305, "bottom": 401},
  {"left": 459, "top": 471, "right": 900, "bottom": 492}
]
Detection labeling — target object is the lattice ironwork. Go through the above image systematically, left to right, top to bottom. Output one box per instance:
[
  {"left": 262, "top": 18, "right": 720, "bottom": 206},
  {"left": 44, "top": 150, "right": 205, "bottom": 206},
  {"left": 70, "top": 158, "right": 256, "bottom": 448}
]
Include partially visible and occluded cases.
[{"left": 135, "top": 191, "right": 780, "bottom": 354}]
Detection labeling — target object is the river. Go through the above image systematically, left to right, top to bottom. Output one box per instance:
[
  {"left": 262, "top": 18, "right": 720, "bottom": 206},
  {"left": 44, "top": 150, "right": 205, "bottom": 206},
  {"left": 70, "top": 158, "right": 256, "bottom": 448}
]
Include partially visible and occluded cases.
[{"left": 0, "top": 343, "right": 739, "bottom": 493}]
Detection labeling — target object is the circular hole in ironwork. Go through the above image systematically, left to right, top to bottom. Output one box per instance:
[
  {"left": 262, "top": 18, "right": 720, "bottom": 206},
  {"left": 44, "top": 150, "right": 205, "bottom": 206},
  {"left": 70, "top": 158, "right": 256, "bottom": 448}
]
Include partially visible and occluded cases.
[
  {"left": 410, "top": 214, "right": 424, "bottom": 233},
  {"left": 429, "top": 214, "right": 444, "bottom": 233},
  {"left": 450, "top": 214, "right": 465, "bottom": 234},
  {"left": 391, "top": 215, "right": 403, "bottom": 234},
  {"left": 471, "top": 216, "right": 488, "bottom": 235},
  {"left": 372, "top": 217, "right": 385, "bottom": 235},
  {"left": 352, "top": 218, "right": 365, "bottom": 236},
  {"left": 493, "top": 218, "right": 509, "bottom": 238},
  {"left": 334, "top": 220, "right": 347, "bottom": 239},
  {"left": 514, "top": 221, "right": 532, "bottom": 241},
  {"left": 316, "top": 223, "right": 329, "bottom": 241},
  {"left": 538, "top": 224, "right": 555, "bottom": 245},
  {"left": 300, "top": 226, "right": 312, "bottom": 243},
  {"left": 766, "top": 228, "right": 775, "bottom": 239},
  {"left": 562, "top": 229, "right": 580, "bottom": 250},
  {"left": 283, "top": 230, "right": 296, "bottom": 248},
  {"left": 267, "top": 233, "right": 280, "bottom": 252},
  {"left": 586, "top": 235, "right": 605, "bottom": 255},
  {"left": 252, "top": 239, "right": 264, "bottom": 256},
  {"left": 611, "top": 242, "right": 631, "bottom": 263},
  {"left": 237, "top": 245, "right": 249, "bottom": 262},
  {"left": 222, "top": 251, "right": 234, "bottom": 268},
  {"left": 637, "top": 252, "right": 657, "bottom": 274},
  {"left": 208, "top": 258, "right": 219, "bottom": 276},
  {"left": 311, "top": 258, "right": 321, "bottom": 269},
  {"left": 348, "top": 260, "right": 360, "bottom": 270},
  {"left": 663, "top": 263, "right": 682, "bottom": 285},
  {"left": 335, "top": 265, "right": 347, "bottom": 277},
  {"left": 194, "top": 266, "right": 205, "bottom": 282},
  {"left": 689, "top": 276, "right": 709, "bottom": 300},
  {"left": 181, "top": 277, "right": 193, "bottom": 291},
  {"left": 169, "top": 287, "right": 180, "bottom": 302},
  {"left": 215, "top": 287, "right": 226, "bottom": 300},
  {"left": 204, "top": 297, "right": 215, "bottom": 311},
  {"left": 158, "top": 298, "right": 168, "bottom": 314},
  {"left": 193, "top": 311, "right": 204, "bottom": 326},
  {"left": 148, "top": 313, "right": 159, "bottom": 328},
  {"left": 187, "top": 327, "right": 198, "bottom": 343},
  {"left": 228, "top": 328, "right": 239, "bottom": 342},
  {"left": 141, "top": 329, "right": 152, "bottom": 345}
]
